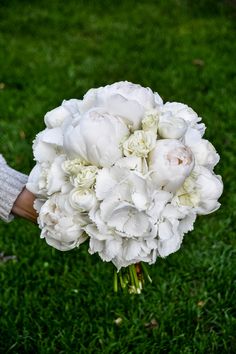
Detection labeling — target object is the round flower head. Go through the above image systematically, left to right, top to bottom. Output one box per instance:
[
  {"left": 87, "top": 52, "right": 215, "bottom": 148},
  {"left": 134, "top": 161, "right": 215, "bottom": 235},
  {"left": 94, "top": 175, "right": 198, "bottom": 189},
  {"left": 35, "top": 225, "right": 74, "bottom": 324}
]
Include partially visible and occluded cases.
[
  {"left": 27, "top": 81, "right": 223, "bottom": 283},
  {"left": 81, "top": 81, "right": 163, "bottom": 131},
  {"left": 64, "top": 108, "right": 129, "bottom": 167},
  {"left": 149, "top": 139, "right": 194, "bottom": 192},
  {"left": 38, "top": 194, "right": 87, "bottom": 251}
]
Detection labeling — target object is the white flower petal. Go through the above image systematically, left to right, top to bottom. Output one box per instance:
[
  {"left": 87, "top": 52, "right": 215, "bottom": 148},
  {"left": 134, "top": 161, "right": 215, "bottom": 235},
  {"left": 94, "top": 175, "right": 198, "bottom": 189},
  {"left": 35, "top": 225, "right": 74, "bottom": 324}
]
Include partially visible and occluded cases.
[
  {"left": 105, "top": 94, "right": 144, "bottom": 130},
  {"left": 44, "top": 106, "right": 71, "bottom": 128},
  {"left": 64, "top": 108, "right": 129, "bottom": 167},
  {"left": 149, "top": 139, "right": 194, "bottom": 192},
  {"left": 95, "top": 168, "right": 117, "bottom": 200},
  {"left": 124, "top": 240, "right": 142, "bottom": 261}
]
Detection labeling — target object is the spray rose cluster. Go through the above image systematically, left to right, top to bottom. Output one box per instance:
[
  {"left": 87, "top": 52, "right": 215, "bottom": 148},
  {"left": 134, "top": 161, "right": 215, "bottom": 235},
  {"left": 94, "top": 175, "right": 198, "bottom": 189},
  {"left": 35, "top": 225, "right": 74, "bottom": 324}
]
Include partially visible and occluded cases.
[{"left": 27, "top": 81, "right": 223, "bottom": 291}]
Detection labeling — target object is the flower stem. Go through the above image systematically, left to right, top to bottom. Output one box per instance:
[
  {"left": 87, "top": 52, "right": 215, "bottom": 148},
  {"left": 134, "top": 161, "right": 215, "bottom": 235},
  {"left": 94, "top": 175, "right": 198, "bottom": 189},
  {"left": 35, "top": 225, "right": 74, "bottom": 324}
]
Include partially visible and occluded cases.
[
  {"left": 113, "top": 262, "right": 152, "bottom": 294},
  {"left": 141, "top": 262, "right": 152, "bottom": 283},
  {"left": 131, "top": 264, "right": 140, "bottom": 291},
  {"left": 114, "top": 269, "right": 118, "bottom": 293},
  {"left": 119, "top": 271, "right": 126, "bottom": 289}
]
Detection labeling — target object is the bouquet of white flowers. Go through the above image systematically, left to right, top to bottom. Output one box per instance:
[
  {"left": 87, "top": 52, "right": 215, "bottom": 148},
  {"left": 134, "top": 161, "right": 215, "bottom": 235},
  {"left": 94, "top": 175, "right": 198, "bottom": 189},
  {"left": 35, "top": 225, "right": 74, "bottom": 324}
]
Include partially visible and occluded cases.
[{"left": 27, "top": 81, "right": 223, "bottom": 293}]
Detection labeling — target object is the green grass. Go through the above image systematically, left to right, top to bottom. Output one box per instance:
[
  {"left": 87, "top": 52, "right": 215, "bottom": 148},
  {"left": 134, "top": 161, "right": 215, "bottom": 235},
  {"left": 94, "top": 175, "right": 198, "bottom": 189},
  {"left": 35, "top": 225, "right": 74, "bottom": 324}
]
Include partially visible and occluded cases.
[{"left": 0, "top": 0, "right": 236, "bottom": 352}]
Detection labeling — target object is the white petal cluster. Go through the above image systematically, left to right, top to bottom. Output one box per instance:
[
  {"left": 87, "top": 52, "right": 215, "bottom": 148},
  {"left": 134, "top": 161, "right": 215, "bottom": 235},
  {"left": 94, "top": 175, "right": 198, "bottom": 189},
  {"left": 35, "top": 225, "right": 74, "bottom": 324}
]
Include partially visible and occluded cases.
[
  {"left": 27, "top": 81, "right": 223, "bottom": 270},
  {"left": 123, "top": 130, "right": 156, "bottom": 158},
  {"left": 149, "top": 139, "right": 194, "bottom": 192}
]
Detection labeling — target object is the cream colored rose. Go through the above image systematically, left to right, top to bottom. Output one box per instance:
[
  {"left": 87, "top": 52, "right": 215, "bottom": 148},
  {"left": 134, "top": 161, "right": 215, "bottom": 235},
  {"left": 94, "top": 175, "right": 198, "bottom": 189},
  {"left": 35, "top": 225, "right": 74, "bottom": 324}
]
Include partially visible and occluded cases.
[
  {"left": 142, "top": 108, "right": 160, "bottom": 133},
  {"left": 123, "top": 130, "right": 156, "bottom": 158},
  {"left": 62, "top": 158, "right": 87, "bottom": 175},
  {"left": 70, "top": 166, "right": 98, "bottom": 189},
  {"left": 69, "top": 188, "right": 97, "bottom": 212}
]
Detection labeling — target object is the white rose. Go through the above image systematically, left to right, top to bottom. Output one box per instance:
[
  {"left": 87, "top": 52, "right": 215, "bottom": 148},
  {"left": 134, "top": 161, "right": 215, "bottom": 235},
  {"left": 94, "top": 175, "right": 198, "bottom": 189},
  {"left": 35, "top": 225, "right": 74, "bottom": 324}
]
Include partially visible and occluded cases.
[
  {"left": 64, "top": 108, "right": 129, "bottom": 167},
  {"left": 142, "top": 108, "right": 160, "bottom": 133},
  {"left": 158, "top": 112, "right": 187, "bottom": 139},
  {"left": 123, "top": 130, "right": 156, "bottom": 158},
  {"left": 149, "top": 139, "right": 194, "bottom": 192},
  {"left": 187, "top": 139, "right": 220, "bottom": 169},
  {"left": 62, "top": 158, "right": 87, "bottom": 175},
  {"left": 69, "top": 166, "right": 98, "bottom": 189},
  {"left": 175, "top": 166, "right": 223, "bottom": 214},
  {"left": 69, "top": 188, "right": 97, "bottom": 212},
  {"left": 38, "top": 194, "right": 87, "bottom": 251}
]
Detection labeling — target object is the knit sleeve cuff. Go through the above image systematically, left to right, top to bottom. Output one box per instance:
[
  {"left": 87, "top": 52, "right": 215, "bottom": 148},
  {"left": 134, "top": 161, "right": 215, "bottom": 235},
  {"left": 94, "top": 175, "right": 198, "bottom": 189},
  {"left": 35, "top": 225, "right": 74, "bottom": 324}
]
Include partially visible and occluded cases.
[{"left": 0, "top": 162, "right": 28, "bottom": 222}]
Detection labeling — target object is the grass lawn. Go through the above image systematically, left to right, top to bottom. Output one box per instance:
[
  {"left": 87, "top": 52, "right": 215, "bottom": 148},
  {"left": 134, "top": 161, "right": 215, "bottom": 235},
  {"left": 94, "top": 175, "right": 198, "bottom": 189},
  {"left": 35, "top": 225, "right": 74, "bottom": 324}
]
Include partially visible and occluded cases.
[{"left": 0, "top": 0, "right": 236, "bottom": 353}]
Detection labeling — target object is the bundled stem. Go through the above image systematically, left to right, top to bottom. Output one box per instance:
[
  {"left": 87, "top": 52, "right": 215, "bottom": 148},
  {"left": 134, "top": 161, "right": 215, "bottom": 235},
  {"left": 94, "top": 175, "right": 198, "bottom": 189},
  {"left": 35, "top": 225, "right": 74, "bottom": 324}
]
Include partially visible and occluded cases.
[{"left": 114, "top": 262, "right": 152, "bottom": 294}]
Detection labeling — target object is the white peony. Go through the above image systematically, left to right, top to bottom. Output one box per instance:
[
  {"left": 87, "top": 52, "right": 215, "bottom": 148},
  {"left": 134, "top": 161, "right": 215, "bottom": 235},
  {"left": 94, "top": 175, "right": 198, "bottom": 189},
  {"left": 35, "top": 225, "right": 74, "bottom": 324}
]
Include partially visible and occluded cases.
[
  {"left": 81, "top": 81, "right": 163, "bottom": 131},
  {"left": 83, "top": 81, "right": 162, "bottom": 110},
  {"left": 61, "top": 98, "right": 83, "bottom": 116},
  {"left": 161, "top": 102, "right": 206, "bottom": 144},
  {"left": 44, "top": 106, "right": 72, "bottom": 129},
  {"left": 64, "top": 108, "right": 129, "bottom": 167},
  {"left": 33, "top": 127, "right": 64, "bottom": 163},
  {"left": 149, "top": 139, "right": 194, "bottom": 192},
  {"left": 187, "top": 139, "right": 220, "bottom": 170},
  {"left": 27, "top": 155, "right": 69, "bottom": 197},
  {"left": 174, "top": 166, "right": 223, "bottom": 214},
  {"left": 38, "top": 194, "right": 87, "bottom": 251}
]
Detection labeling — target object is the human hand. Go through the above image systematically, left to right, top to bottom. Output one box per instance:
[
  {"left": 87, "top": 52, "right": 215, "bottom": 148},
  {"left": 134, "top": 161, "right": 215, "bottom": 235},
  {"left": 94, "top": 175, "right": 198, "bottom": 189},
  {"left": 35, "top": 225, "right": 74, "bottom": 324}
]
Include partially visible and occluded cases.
[{"left": 12, "top": 187, "right": 38, "bottom": 223}]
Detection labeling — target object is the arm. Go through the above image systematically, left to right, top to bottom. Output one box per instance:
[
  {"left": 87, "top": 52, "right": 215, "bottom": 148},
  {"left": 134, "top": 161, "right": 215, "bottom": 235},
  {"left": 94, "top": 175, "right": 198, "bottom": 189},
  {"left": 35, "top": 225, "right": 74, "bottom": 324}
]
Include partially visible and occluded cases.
[
  {"left": 0, "top": 155, "right": 37, "bottom": 223},
  {"left": 11, "top": 187, "right": 37, "bottom": 223}
]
